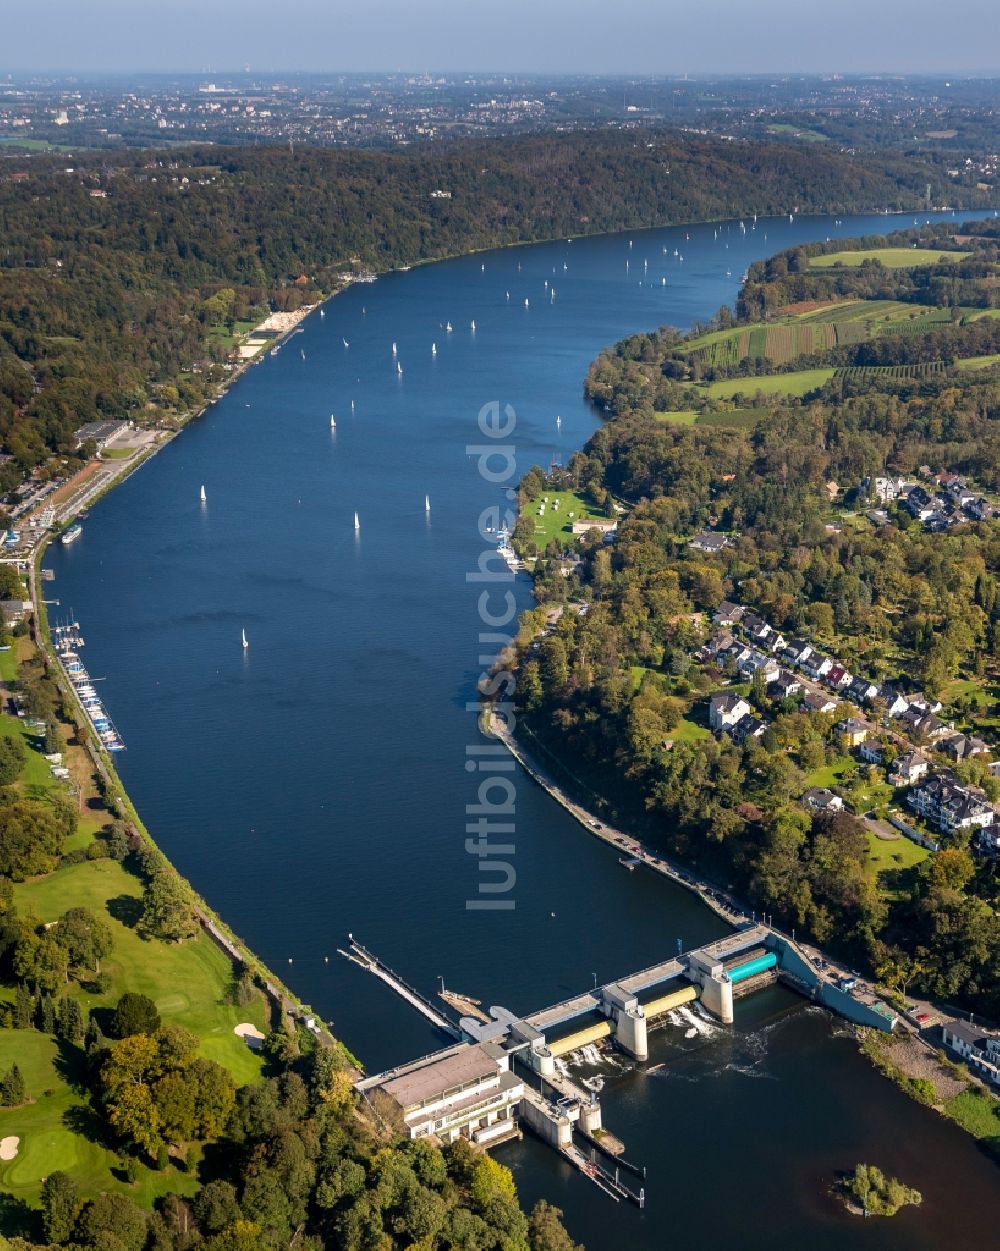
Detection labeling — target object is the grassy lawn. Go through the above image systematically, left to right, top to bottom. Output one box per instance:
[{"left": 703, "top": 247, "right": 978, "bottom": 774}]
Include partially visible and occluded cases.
[
  {"left": 766, "top": 123, "right": 828, "bottom": 142},
  {"left": 810, "top": 248, "right": 970, "bottom": 269},
  {"left": 956, "top": 354, "right": 1000, "bottom": 371},
  {"left": 700, "top": 369, "right": 835, "bottom": 400},
  {"left": 654, "top": 409, "right": 697, "bottom": 424},
  {"left": 98, "top": 447, "right": 135, "bottom": 461},
  {"left": 528, "top": 490, "right": 608, "bottom": 549},
  {"left": 0, "top": 646, "right": 18, "bottom": 684},
  {"left": 0, "top": 712, "right": 59, "bottom": 797},
  {"left": 668, "top": 717, "right": 711, "bottom": 743},
  {"left": 804, "top": 755, "right": 855, "bottom": 790},
  {"left": 865, "top": 829, "right": 930, "bottom": 875},
  {"left": 13, "top": 859, "right": 267, "bottom": 1088},
  {"left": 0, "top": 1032, "right": 201, "bottom": 1210},
  {"left": 944, "top": 1088, "right": 1000, "bottom": 1155}
]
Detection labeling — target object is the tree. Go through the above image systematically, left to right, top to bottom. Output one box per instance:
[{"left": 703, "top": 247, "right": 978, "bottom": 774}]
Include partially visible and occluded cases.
[
  {"left": 0, "top": 734, "right": 26, "bottom": 786},
  {"left": 140, "top": 869, "right": 197, "bottom": 942},
  {"left": 54, "top": 906, "right": 113, "bottom": 976},
  {"left": 13, "top": 926, "right": 69, "bottom": 992},
  {"left": 111, "top": 992, "right": 161, "bottom": 1039},
  {"left": 56, "top": 995, "right": 86, "bottom": 1045},
  {"left": 0, "top": 1062, "right": 24, "bottom": 1106},
  {"left": 41, "top": 1170, "right": 79, "bottom": 1244},
  {"left": 193, "top": 1180, "right": 242, "bottom": 1236},
  {"left": 75, "top": 1192, "right": 149, "bottom": 1251},
  {"left": 529, "top": 1201, "right": 583, "bottom": 1251}
]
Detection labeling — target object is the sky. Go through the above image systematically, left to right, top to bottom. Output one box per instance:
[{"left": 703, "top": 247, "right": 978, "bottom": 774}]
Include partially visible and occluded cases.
[{"left": 3, "top": 0, "right": 999, "bottom": 75}]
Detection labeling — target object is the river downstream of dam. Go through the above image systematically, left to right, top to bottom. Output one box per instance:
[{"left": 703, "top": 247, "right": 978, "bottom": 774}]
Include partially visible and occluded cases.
[{"left": 47, "top": 209, "right": 1000, "bottom": 1248}]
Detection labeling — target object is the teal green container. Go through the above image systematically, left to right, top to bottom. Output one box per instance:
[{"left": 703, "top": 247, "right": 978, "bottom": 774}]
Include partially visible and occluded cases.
[{"left": 728, "top": 952, "right": 778, "bottom": 984}]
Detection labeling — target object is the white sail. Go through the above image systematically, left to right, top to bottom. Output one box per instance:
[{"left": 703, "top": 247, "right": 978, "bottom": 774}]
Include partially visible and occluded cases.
[
  {"left": 470, "top": 319, "right": 476, "bottom": 331},
  {"left": 392, "top": 341, "right": 397, "bottom": 356},
  {"left": 431, "top": 343, "right": 437, "bottom": 356},
  {"left": 396, "top": 361, "right": 403, "bottom": 375},
  {"left": 330, "top": 416, "right": 336, "bottom": 428},
  {"left": 200, "top": 485, "right": 206, "bottom": 502},
  {"left": 425, "top": 495, "right": 431, "bottom": 512},
  {"left": 354, "top": 511, "right": 360, "bottom": 531},
  {"left": 242, "top": 629, "right": 248, "bottom": 649}
]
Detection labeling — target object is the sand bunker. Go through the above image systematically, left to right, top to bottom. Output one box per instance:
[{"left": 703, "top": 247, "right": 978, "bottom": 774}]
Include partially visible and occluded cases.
[
  {"left": 234, "top": 1022, "right": 266, "bottom": 1051},
  {"left": 0, "top": 1136, "right": 19, "bottom": 1160}
]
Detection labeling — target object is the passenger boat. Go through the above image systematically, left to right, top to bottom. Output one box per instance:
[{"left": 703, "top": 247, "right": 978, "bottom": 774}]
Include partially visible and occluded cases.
[{"left": 61, "top": 524, "right": 82, "bottom": 545}]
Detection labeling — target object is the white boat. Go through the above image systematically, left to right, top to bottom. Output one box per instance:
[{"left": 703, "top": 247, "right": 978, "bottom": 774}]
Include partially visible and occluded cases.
[
  {"left": 562, "top": 261, "right": 567, "bottom": 270},
  {"left": 481, "top": 263, "right": 485, "bottom": 271},
  {"left": 661, "top": 277, "right": 666, "bottom": 286},
  {"left": 550, "top": 289, "right": 555, "bottom": 301},
  {"left": 506, "top": 290, "right": 510, "bottom": 301},
  {"left": 524, "top": 298, "right": 529, "bottom": 307},
  {"left": 319, "top": 309, "right": 325, "bottom": 318},
  {"left": 470, "top": 319, "right": 476, "bottom": 331},
  {"left": 446, "top": 321, "right": 453, "bottom": 332},
  {"left": 342, "top": 338, "right": 349, "bottom": 348},
  {"left": 392, "top": 342, "right": 397, "bottom": 356},
  {"left": 431, "top": 343, "right": 437, "bottom": 356},
  {"left": 300, "top": 349, "right": 306, "bottom": 360},
  {"left": 396, "top": 361, "right": 403, "bottom": 375},
  {"left": 351, "top": 399, "right": 355, "bottom": 413},
  {"left": 556, "top": 415, "right": 561, "bottom": 429},
  {"left": 330, "top": 416, "right": 336, "bottom": 429},
  {"left": 200, "top": 485, "right": 206, "bottom": 502},
  {"left": 425, "top": 495, "right": 431, "bottom": 512},
  {"left": 354, "top": 511, "right": 360, "bottom": 531},
  {"left": 242, "top": 629, "right": 248, "bottom": 650}
]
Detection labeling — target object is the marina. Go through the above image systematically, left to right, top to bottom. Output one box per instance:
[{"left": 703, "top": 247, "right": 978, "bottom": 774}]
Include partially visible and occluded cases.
[{"left": 52, "top": 619, "right": 125, "bottom": 752}]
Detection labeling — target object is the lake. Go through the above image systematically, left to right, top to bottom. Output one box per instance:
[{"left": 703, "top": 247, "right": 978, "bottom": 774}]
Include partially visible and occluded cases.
[{"left": 47, "top": 208, "right": 1000, "bottom": 1247}]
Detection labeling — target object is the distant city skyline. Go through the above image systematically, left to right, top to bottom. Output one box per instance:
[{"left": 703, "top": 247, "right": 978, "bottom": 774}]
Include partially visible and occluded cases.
[{"left": 3, "top": 0, "right": 1000, "bottom": 75}]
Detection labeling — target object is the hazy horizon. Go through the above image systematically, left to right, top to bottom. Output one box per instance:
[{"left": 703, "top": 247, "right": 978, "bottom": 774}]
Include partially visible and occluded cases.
[{"left": 3, "top": 0, "right": 999, "bottom": 76}]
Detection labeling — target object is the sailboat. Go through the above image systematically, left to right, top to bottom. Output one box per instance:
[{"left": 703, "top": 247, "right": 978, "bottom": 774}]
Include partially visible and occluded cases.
[
  {"left": 481, "top": 263, "right": 485, "bottom": 272},
  {"left": 550, "top": 288, "right": 555, "bottom": 302},
  {"left": 506, "top": 290, "right": 510, "bottom": 301},
  {"left": 524, "top": 298, "right": 529, "bottom": 308},
  {"left": 319, "top": 308, "right": 325, "bottom": 318},
  {"left": 470, "top": 319, "right": 476, "bottom": 332},
  {"left": 446, "top": 321, "right": 453, "bottom": 332},
  {"left": 342, "top": 338, "right": 349, "bottom": 348},
  {"left": 392, "top": 341, "right": 397, "bottom": 356},
  {"left": 431, "top": 343, "right": 437, "bottom": 357},
  {"left": 300, "top": 349, "right": 306, "bottom": 360},
  {"left": 396, "top": 361, "right": 403, "bottom": 376},
  {"left": 556, "top": 415, "right": 562, "bottom": 429},
  {"left": 330, "top": 416, "right": 336, "bottom": 429},
  {"left": 200, "top": 485, "right": 206, "bottom": 502},
  {"left": 425, "top": 495, "right": 431, "bottom": 513},
  {"left": 354, "top": 511, "right": 360, "bottom": 532},
  {"left": 242, "top": 629, "right": 249, "bottom": 651}
]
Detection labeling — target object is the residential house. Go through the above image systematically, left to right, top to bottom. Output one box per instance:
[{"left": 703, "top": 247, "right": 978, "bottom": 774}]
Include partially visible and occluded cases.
[
  {"left": 863, "top": 475, "right": 908, "bottom": 504},
  {"left": 688, "top": 531, "right": 731, "bottom": 555},
  {"left": 714, "top": 601, "right": 744, "bottom": 626},
  {"left": 783, "top": 638, "right": 814, "bottom": 667},
  {"left": 737, "top": 650, "right": 779, "bottom": 684},
  {"left": 826, "top": 664, "right": 854, "bottom": 691},
  {"left": 769, "top": 670, "right": 802, "bottom": 701},
  {"left": 848, "top": 676, "right": 880, "bottom": 704},
  {"left": 880, "top": 686, "right": 910, "bottom": 717},
  {"left": 801, "top": 691, "right": 838, "bottom": 715},
  {"left": 709, "top": 692, "right": 752, "bottom": 732},
  {"left": 730, "top": 714, "right": 769, "bottom": 746},
  {"left": 836, "top": 717, "right": 868, "bottom": 747},
  {"left": 938, "top": 732, "right": 990, "bottom": 763},
  {"left": 859, "top": 741, "right": 885, "bottom": 767},
  {"left": 891, "top": 751, "right": 929, "bottom": 786},
  {"left": 907, "top": 770, "right": 995, "bottom": 834},
  {"left": 801, "top": 786, "right": 844, "bottom": 813},
  {"left": 941, "top": 1022, "right": 1000, "bottom": 1086}
]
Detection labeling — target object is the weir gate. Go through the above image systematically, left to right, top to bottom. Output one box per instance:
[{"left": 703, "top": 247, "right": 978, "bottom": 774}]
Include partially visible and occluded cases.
[{"left": 349, "top": 925, "right": 896, "bottom": 1203}]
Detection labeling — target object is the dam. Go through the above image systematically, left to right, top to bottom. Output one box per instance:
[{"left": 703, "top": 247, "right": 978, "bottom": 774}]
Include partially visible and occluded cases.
[{"left": 351, "top": 924, "right": 897, "bottom": 1201}]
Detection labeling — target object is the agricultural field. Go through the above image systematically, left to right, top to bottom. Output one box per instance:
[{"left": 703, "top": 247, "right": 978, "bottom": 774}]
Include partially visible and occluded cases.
[
  {"left": 765, "top": 123, "right": 828, "bottom": 143},
  {"left": 809, "top": 248, "right": 970, "bottom": 269},
  {"left": 683, "top": 300, "right": 949, "bottom": 370},
  {"left": 956, "top": 354, "right": 1000, "bottom": 371},
  {"left": 836, "top": 361, "right": 946, "bottom": 381},
  {"left": 700, "top": 368, "right": 835, "bottom": 400}
]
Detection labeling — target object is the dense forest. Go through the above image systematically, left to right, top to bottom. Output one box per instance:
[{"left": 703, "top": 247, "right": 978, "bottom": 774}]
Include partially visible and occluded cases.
[
  {"left": 0, "top": 129, "right": 987, "bottom": 490},
  {"left": 510, "top": 221, "right": 1000, "bottom": 1018}
]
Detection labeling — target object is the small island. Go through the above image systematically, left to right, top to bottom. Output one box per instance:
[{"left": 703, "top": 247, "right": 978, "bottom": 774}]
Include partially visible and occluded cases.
[{"left": 842, "top": 1163, "right": 922, "bottom": 1217}]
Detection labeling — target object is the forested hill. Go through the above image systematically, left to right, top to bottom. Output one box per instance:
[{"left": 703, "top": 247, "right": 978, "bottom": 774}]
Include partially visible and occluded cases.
[
  {"left": 0, "top": 129, "right": 989, "bottom": 481},
  {"left": 511, "top": 224, "right": 1000, "bottom": 1022}
]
